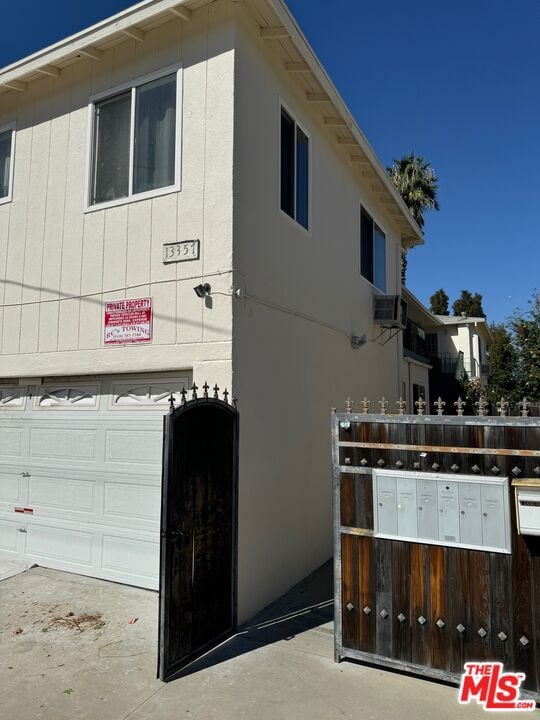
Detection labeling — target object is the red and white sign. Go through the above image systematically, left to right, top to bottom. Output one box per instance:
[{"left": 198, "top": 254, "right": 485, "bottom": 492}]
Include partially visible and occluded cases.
[
  {"left": 104, "top": 297, "right": 153, "bottom": 345},
  {"left": 458, "top": 662, "right": 535, "bottom": 712}
]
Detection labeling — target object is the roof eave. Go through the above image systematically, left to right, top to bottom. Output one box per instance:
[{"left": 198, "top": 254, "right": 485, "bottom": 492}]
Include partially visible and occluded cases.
[
  {"left": 0, "top": 0, "right": 194, "bottom": 89},
  {"left": 267, "top": 0, "right": 424, "bottom": 246}
]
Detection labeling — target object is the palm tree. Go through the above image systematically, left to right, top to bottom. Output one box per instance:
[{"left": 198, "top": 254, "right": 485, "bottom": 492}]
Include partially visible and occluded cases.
[
  {"left": 387, "top": 153, "right": 440, "bottom": 229},
  {"left": 387, "top": 153, "right": 440, "bottom": 284}
]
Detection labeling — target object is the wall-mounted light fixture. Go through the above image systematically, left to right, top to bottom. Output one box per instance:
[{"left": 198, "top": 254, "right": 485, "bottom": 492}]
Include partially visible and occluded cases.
[
  {"left": 193, "top": 283, "right": 211, "bottom": 298},
  {"left": 351, "top": 334, "right": 367, "bottom": 349}
]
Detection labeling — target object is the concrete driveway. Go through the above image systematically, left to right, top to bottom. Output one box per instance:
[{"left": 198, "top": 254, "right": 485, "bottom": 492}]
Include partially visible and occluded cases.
[{"left": 0, "top": 563, "right": 535, "bottom": 720}]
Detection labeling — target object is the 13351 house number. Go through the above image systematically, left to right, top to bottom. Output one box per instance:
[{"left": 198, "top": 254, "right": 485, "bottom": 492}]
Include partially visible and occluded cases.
[{"left": 163, "top": 240, "right": 200, "bottom": 263}]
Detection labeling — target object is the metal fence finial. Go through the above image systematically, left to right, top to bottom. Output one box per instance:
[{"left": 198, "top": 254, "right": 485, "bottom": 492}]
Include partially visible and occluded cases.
[
  {"left": 203, "top": 382, "right": 209, "bottom": 398},
  {"left": 191, "top": 383, "right": 198, "bottom": 400},
  {"left": 213, "top": 384, "right": 220, "bottom": 399},
  {"left": 180, "top": 387, "right": 187, "bottom": 405},
  {"left": 223, "top": 388, "right": 229, "bottom": 404},
  {"left": 475, "top": 393, "right": 489, "bottom": 417},
  {"left": 168, "top": 394, "right": 176, "bottom": 411},
  {"left": 232, "top": 396, "right": 238, "bottom": 409},
  {"left": 415, "top": 396, "right": 426, "bottom": 416},
  {"left": 454, "top": 396, "right": 465, "bottom": 416},
  {"left": 345, "top": 397, "right": 354, "bottom": 413},
  {"left": 361, "top": 397, "right": 371, "bottom": 414},
  {"left": 378, "top": 397, "right": 388, "bottom": 415},
  {"left": 434, "top": 397, "right": 446, "bottom": 416},
  {"left": 497, "top": 397, "right": 509, "bottom": 416},
  {"left": 520, "top": 397, "right": 531, "bottom": 417},
  {"left": 396, "top": 398, "right": 407, "bottom": 416}
]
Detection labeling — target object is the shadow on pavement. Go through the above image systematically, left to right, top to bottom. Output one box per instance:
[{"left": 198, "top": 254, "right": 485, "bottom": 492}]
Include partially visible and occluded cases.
[{"left": 174, "top": 559, "right": 334, "bottom": 679}]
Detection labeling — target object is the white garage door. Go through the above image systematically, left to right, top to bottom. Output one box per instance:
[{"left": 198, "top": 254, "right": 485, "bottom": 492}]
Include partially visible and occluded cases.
[{"left": 0, "top": 373, "right": 190, "bottom": 589}]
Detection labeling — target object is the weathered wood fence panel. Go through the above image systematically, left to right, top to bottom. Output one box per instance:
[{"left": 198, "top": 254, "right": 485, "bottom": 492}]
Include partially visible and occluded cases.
[{"left": 332, "top": 407, "right": 540, "bottom": 698}]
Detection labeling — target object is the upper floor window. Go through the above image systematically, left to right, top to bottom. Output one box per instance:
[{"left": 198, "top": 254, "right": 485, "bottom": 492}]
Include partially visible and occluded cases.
[
  {"left": 89, "top": 70, "right": 179, "bottom": 208},
  {"left": 280, "top": 106, "right": 309, "bottom": 230},
  {"left": 0, "top": 125, "right": 15, "bottom": 203},
  {"left": 360, "top": 207, "right": 386, "bottom": 292}
]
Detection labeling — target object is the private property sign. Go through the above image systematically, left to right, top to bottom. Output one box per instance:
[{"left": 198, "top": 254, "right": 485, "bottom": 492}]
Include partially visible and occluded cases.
[{"left": 104, "top": 297, "right": 153, "bottom": 345}]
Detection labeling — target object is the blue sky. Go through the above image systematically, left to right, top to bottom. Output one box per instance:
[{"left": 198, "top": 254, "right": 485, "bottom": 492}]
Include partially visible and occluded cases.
[{"left": 1, "top": 1, "right": 539, "bottom": 323}]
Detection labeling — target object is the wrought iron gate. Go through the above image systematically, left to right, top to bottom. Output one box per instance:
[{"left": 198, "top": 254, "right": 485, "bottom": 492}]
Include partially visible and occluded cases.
[{"left": 158, "top": 384, "right": 239, "bottom": 682}]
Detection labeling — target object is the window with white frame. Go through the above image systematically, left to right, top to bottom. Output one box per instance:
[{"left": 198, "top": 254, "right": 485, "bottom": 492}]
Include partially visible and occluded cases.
[
  {"left": 90, "top": 70, "right": 180, "bottom": 207},
  {"left": 280, "top": 106, "right": 309, "bottom": 230},
  {"left": 0, "top": 125, "right": 15, "bottom": 202},
  {"left": 360, "top": 207, "right": 386, "bottom": 292}
]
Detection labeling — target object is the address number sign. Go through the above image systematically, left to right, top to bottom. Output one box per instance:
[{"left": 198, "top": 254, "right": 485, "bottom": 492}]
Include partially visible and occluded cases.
[{"left": 163, "top": 239, "right": 200, "bottom": 264}]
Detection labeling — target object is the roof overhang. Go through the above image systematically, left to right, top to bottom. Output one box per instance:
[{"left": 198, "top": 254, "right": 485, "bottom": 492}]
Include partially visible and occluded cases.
[
  {"left": 0, "top": 0, "right": 424, "bottom": 246},
  {"left": 0, "top": 0, "right": 204, "bottom": 94},
  {"left": 402, "top": 287, "right": 442, "bottom": 327}
]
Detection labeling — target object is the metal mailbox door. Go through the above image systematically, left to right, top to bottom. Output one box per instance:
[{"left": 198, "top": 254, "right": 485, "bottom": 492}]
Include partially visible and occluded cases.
[
  {"left": 376, "top": 475, "right": 398, "bottom": 535},
  {"left": 397, "top": 476, "right": 418, "bottom": 539},
  {"left": 417, "top": 478, "right": 438, "bottom": 540},
  {"left": 438, "top": 481, "right": 460, "bottom": 543},
  {"left": 458, "top": 482, "right": 482, "bottom": 546},
  {"left": 481, "top": 483, "right": 506, "bottom": 549}
]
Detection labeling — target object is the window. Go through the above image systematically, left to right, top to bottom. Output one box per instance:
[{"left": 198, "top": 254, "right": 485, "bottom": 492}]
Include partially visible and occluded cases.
[
  {"left": 90, "top": 71, "right": 179, "bottom": 207},
  {"left": 280, "top": 106, "right": 309, "bottom": 230},
  {"left": 0, "top": 125, "right": 15, "bottom": 203},
  {"left": 360, "top": 207, "right": 386, "bottom": 291},
  {"left": 426, "top": 333, "right": 438, "bottom": 357}
]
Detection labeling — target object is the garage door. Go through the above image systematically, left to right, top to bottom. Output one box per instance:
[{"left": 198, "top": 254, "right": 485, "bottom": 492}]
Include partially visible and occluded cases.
[{"left": 0, "top": 373, "right": 190, "bottom": 589}]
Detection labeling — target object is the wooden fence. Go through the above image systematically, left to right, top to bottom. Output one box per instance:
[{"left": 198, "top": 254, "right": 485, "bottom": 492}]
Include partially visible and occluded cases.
[{"left": 332, "top": 398, "right": 540, "bottom": 698}]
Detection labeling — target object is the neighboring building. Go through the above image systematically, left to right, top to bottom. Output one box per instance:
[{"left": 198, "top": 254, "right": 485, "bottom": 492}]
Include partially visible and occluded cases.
[
  {"left": 0, "top": 0, "right": 422, "bottom": 622},
  {"left": 401, "top": 288, "right": 435, "bottom": 411},
  {"left": 402, "top": 288, "right": 492, "bottom": 412},
  {"left": 431, "top": 314, "right": 492, "bottom": 385}
]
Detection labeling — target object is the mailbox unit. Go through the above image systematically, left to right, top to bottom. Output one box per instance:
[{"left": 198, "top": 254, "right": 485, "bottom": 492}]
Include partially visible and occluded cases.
[
  {"left": 373, "top": 469, "right": 511, "bottom": 553},
  {"left": 513, "top": 479, "right": 540, "bottom": 536}
]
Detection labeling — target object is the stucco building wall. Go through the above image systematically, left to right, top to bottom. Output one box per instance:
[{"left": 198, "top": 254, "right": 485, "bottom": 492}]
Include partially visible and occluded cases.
[
  {"left": 0, "top": 2, "right": 235, "bottom": 389},
  {"left": 231, "top": 8, "right": 406, "bottom": 617}
]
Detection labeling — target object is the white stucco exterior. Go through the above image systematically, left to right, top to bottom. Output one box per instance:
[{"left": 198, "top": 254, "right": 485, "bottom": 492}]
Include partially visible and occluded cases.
[
  {"left": 0, "top": 0, "right": 422, "bottom": 621},
  {"left": 0, "top": 2, "right": 235, "bottom": 389},
  {"left": 433, "top": 316, "right": 491, "bottom": 383}
]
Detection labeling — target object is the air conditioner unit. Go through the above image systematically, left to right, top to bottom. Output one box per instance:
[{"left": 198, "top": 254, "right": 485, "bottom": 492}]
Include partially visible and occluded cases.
[{"left": 373, "top": 295, "right": 408, "bottom": 329}]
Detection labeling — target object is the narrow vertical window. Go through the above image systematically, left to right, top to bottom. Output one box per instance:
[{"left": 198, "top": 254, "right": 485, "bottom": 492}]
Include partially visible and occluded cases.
[
  {"left": 89, "top": 70, "right": 179, "bottom": 207},
  {"left": 92, "top": 92, "right": 132, "bottom": 204},
  {"left": 280, "top": 106, "right": 309, "bottom": 230},
  {"left": 280, "top": 108, "right": 295, "bottom": 218},
  {"left": 296, "top": 126, "right": 309, "bottom": 229},
  {"left": 0, "top": 128, "right": 14, "bottom": 201},
  {"left": 361, "top": 207, "right": 386, "bottom": 291},
  {"left": 360, "top": 208, "right": 374, "bottom": 283},
  {"left": 374, "top": 225, "right": 387, "bottom": 292}
]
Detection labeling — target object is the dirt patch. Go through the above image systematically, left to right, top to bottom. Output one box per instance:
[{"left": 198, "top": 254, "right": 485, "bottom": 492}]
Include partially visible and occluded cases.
[{"left": 47, "top": 612, "right": 105, "bottom": 633}]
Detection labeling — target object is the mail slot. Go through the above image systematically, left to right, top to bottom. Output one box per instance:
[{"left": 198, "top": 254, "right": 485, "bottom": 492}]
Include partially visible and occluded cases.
[
  {"left": 377, "top": 475, "right": 397, "bottom": 535},
  {"left": 397, "top": 476, "right": 417, "bottom": 538},
  {"left": 417, "top": 479, "right": 438, "bottom": 540},
  {"left": 438, "top": 481, "right": 460, "bottom": 543},
  {"left": 459, "top": 482, "right": 482, "bottom": 546},
  {"left": 515, "top": 487, "right": 540, "bottom": 536}
]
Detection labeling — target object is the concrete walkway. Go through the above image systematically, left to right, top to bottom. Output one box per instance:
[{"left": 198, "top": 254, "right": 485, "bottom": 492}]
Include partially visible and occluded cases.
[{"left": 0, "top": 563, "right": 536, "bottom": 719}]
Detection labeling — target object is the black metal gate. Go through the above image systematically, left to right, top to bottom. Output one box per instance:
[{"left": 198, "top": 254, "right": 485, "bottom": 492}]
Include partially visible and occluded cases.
[{"left": 158, "top": 385, "right": 239, "bottom": 682}]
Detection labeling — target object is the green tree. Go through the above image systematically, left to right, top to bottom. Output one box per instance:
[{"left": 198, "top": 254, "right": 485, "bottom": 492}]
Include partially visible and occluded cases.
[
  {"left": 387, "top": 154, "right": 440, "bottom": 285},
  {"left": 387, "top": 154, "right": 440, "bottom": 230},
  {"left": 429, "top": 289, "right": 450, "bottom": 315},
  {"left": 452, "top": 290, "right": 486, "bottom": 318},
  {"left": 510, "top": 292, "right": 540, "bottom": 402},
  {"left": 487, "top": 324, "right": 517, "bottom": 402}
]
